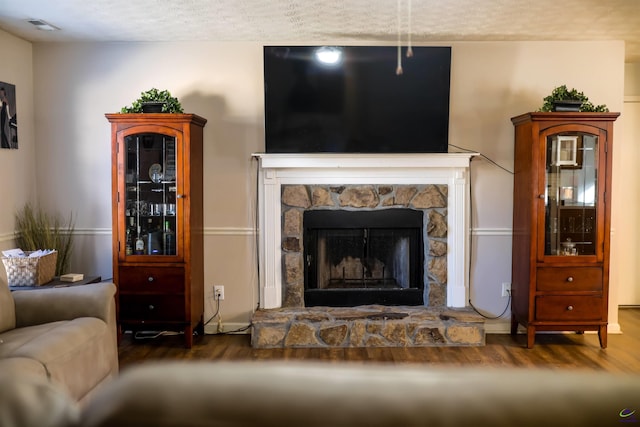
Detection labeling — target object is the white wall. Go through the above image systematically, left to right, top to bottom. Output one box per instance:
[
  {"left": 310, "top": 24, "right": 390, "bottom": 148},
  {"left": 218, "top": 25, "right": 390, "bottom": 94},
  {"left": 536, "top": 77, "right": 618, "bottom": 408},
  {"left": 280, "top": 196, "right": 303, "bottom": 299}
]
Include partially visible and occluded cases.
[
  {"left": 27, "top": 40, "right": 628, "bottom": 331},
  {"left": 618, "top": 63, "right": 640, "bottom": 306}
]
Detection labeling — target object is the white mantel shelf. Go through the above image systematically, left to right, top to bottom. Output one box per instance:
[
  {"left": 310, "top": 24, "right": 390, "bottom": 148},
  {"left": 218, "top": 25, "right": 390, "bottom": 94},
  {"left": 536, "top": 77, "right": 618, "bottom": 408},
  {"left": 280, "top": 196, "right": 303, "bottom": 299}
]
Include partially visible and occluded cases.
[
  {"left": 252, "top": 152, "right": 477, "bottom": 170},
  {"left": 253, "top": 152, "right": 478, "bottom": 310}
]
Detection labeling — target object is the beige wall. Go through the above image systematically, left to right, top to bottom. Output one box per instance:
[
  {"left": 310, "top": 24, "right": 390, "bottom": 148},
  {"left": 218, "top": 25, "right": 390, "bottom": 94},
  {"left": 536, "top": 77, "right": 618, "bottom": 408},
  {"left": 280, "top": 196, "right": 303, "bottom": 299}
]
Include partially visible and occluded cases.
[
  {"left": 0, "top": 30, "right": 36, "bottom": 261},
  {"left": 2, "top": 37, "right": 630, "bottom": 332},
  {"left": 626, "top": 63, "right": 640, "bottom": 94}
]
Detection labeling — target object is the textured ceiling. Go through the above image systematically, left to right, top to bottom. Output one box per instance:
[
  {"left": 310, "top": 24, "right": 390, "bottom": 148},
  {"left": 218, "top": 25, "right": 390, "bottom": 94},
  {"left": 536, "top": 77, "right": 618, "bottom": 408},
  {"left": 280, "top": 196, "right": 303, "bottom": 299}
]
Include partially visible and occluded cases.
[{"left": 1, "top": 0, "right": 639, "bottom": 61}]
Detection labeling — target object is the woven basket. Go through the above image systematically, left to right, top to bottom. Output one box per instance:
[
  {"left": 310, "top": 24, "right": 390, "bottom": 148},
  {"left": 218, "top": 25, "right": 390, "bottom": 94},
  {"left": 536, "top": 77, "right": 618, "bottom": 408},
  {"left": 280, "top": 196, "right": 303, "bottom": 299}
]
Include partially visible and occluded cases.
[{"left": 2, "top": 251, "right": 58, "bottom": 286}]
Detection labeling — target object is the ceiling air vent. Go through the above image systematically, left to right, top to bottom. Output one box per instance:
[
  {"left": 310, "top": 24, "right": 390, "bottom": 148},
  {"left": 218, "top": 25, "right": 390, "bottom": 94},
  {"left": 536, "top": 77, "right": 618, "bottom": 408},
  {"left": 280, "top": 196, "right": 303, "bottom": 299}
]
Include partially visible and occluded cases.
[{"left": 27, "top": 19, "right": 60, "bottom": 31}]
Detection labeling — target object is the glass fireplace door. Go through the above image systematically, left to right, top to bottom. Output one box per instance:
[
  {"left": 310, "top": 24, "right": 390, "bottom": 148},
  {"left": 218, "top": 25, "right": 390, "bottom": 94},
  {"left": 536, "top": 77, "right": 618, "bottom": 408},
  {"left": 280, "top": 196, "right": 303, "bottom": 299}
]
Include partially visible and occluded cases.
[
  {"left": 303, "top": 209, "right": 424, "bottom": 307},
  {"left": 315, "top": 227, "right": 416, "bottom": 290}
]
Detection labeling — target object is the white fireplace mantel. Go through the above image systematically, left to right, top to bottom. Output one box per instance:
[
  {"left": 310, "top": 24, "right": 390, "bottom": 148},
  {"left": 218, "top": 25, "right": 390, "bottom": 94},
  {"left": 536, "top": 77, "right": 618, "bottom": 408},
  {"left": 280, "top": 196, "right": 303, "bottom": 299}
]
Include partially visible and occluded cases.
[{"left": 253, "top": 152, "right": 477, "bottom": 309}]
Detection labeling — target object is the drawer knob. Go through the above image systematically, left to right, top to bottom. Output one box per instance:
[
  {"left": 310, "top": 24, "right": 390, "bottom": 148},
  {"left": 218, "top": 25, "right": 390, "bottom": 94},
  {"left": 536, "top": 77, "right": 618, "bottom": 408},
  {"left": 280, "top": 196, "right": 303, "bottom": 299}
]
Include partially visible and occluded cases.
[
  {"left": 148, "top": 276, "right": 154, "bottom": 282},
  {"left": 566, "top": 276, "right": 574, "bottom": 283},
  {"left": 148, "top": 304, "right": 155, "bottom": 311},
  {"left": 567, "top": 305, "right": 574, "bottom": 311}
]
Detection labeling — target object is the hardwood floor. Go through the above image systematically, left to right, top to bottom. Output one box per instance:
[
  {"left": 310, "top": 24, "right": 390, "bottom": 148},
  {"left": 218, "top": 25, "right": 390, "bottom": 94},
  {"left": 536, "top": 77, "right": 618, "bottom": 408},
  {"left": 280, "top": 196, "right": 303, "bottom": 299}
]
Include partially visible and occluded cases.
[{"left": 118, "top": 307, "right": 640, "bottom": 373}]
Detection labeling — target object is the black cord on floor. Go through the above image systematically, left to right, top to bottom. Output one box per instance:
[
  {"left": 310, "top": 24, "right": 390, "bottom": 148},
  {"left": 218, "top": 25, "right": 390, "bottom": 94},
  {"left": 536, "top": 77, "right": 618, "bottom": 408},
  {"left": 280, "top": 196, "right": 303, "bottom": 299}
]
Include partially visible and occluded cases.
[
  {"left": 469, "top": 292, "right": 512, "bottom": 320},
  {"left": 204, "top": 294, "right": 253, "bottom": 335},
  {"left": 204, "top": 298, "right": 220, "bottom": 326},
  {"left": 209, "top": 323, "right": 253, "bottom": 335}
]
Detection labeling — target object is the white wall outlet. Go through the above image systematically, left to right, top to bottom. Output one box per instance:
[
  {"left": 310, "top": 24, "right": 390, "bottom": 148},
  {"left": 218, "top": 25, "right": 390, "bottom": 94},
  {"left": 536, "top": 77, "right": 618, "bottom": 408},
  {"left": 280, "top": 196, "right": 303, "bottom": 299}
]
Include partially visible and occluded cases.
[
  {"left": 501, "top": 282, "right": 511, "bottom": 297},
  {"left": 214, "top": 285, "right": 225, "bottom": 300}
]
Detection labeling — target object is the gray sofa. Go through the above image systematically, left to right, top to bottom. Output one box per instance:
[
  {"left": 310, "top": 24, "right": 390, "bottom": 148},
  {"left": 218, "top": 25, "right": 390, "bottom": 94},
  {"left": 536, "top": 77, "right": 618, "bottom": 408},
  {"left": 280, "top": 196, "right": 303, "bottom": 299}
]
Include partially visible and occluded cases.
[
  {"left": 0, "top": 278, "right": 118, "bottom": 404},
  {"left": 1, "top": 361, "right": 639, "bottom": 427}
]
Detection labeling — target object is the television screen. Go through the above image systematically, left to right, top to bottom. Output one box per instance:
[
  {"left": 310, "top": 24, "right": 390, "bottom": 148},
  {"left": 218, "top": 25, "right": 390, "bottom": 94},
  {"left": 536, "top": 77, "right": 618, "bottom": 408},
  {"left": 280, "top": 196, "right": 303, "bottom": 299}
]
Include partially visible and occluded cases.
[{"left": 263, "top": 46, "right": 451, "bottom": 153}]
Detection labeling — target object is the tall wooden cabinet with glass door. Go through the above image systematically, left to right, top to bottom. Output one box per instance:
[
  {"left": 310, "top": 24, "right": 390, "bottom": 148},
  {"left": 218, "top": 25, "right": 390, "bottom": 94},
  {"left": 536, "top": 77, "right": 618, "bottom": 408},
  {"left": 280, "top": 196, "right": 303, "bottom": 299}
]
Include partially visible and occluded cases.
[
  {"left": 511, "top": 112, "right": 619, "bottom": 348},
  {"left": 106, "top": 113, "right": 207, "bottom": 348}
]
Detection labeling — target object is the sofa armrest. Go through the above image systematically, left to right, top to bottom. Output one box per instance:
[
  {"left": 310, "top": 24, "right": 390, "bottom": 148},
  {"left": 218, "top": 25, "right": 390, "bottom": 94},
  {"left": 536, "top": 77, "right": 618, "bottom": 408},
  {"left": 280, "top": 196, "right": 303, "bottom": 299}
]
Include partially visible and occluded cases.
[{"left": 13, "top": 282, "right": 116, "bottom": 328}]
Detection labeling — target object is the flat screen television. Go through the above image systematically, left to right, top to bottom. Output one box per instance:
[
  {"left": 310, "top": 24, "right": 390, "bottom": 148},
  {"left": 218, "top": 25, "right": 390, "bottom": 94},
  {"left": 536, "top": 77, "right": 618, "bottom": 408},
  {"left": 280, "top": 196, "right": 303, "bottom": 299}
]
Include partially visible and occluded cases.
[{"left": 263, "top": 45, "right": 451, "bottom": 153}]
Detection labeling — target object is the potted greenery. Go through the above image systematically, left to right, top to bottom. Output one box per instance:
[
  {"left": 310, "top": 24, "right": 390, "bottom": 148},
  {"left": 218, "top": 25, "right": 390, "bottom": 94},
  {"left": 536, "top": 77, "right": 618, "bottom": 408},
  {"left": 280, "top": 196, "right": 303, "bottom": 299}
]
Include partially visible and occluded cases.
[
  {"left": 539, "top": 85, "right": 609, "bottom": 112},
  {"left": 120, "top": 88, "right": 184, "bottom": 113},
  {"left": 14, "top": 204, "right": 75, "bottom": 276}
]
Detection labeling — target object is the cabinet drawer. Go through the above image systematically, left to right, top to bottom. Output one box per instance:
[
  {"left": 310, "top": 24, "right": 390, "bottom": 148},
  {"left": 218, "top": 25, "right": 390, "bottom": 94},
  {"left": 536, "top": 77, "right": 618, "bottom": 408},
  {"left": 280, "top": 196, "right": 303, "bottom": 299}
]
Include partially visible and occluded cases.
[
  {"left": 118, "top": 266, "right": 184, "bottom": 293},
  {"left": 537, "top": 267, "right": 602, "bottom": 292},
  {"left": 119, "top": 295, "right": 185, "bottom": 321},
  {"left": 535, "top": 296, "right": 603, "bottom": 321}
]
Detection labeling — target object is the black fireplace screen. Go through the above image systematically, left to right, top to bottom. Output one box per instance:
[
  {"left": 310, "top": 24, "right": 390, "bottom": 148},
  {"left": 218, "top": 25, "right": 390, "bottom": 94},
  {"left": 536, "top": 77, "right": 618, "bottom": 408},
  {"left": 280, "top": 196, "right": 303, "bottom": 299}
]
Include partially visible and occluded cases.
[{"left": 303, "top": 209, "right": 424, "bottom": 307}]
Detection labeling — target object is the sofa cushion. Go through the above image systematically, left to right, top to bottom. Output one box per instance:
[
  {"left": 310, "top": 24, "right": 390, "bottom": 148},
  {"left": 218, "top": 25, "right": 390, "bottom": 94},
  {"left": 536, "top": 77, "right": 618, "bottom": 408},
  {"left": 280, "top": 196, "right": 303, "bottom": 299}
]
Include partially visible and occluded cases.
[
  {"left": 0, "top": 279, "right": 16, "bottom": 333},
  {"left": 0, "top": 317, "right": 116, "bottom": 401},
  {"left": 0, "top": 356, "right": 49, "bottom": 378},
  {"left": 81, "top": 361, "right": 640, "bottom": 427},
  {"left": 0, "top": 370, "right": 79, "bottom": 427}
]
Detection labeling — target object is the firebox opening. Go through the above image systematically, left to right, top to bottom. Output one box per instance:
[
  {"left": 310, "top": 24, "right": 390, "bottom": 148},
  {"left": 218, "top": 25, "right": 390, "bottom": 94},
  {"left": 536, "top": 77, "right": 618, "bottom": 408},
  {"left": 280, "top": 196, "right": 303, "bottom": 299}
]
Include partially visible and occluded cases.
[{"left": 303, "top": 209, "right": 424, "bottom": 307}]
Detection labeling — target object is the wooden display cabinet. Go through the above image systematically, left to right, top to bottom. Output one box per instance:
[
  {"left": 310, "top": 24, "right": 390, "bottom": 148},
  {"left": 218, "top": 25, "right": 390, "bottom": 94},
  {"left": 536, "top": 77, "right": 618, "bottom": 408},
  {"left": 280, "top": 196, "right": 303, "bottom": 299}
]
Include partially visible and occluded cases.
[
  {"left": 510, "top": 112, "right": 619, "bottom": 348},
  {"left": 106, "top": 113, "right": 207, "bottom": 348}
]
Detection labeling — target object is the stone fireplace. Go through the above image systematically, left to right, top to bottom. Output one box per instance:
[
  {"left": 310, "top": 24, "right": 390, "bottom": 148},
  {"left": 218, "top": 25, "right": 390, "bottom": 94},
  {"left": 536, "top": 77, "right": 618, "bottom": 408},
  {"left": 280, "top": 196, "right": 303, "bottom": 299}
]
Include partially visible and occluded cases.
[
  {"left": 251, "top": 153, "right": 484, "bottom": 348},
  {"left": 284, "top": 185, "right": 445, "bottom": 308}
]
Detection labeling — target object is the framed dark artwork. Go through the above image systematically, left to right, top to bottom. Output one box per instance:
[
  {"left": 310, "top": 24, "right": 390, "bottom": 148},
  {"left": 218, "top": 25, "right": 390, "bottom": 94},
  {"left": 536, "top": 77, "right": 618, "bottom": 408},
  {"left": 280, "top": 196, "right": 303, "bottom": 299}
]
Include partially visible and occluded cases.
[{"left": 0, "top": 81, "right": 17, "bottom": 149}]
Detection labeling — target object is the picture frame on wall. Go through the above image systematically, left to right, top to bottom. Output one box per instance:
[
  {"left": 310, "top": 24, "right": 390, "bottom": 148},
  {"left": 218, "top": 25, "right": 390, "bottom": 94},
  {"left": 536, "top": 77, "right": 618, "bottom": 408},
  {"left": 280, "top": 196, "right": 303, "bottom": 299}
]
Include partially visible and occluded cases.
[{"left": 0, "top": 81, "right": 18, "bottom": 149}]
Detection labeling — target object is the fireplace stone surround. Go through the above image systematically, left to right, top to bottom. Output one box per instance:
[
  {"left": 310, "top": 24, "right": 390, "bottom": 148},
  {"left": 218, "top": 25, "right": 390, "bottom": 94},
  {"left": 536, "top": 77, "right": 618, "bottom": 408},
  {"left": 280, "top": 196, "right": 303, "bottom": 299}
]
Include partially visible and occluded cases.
[
  {"left": 251, "top": 153, "right": 484, "bottom": 347},
  {"left": 284, "top": 184, "right": 444, "bottom": 307}
]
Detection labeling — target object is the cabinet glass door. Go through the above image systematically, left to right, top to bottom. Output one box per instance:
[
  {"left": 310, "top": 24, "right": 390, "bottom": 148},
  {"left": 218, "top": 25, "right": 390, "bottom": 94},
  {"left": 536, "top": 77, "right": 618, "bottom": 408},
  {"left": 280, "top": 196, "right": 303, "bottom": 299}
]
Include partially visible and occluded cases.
[
  {"left": 124, "top": 132, "right": 178, "bottom": 257},
  {"left": 544, "top": 132, "right": 598, "bottom": 257}
]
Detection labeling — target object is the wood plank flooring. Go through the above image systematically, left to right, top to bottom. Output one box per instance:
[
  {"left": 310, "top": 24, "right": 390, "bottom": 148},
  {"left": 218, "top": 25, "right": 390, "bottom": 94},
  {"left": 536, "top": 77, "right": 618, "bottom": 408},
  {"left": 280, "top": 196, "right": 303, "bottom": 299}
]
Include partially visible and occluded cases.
[{"left": 118, "top": 307, "right": 640, "bottom": 373}]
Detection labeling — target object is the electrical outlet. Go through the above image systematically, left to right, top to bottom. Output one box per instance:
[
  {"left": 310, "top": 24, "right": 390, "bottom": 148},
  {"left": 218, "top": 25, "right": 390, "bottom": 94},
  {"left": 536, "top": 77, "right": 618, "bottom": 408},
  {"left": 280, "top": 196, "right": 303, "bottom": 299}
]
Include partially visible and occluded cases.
[
  {"left": 501, "top": 282, "right": 511, "bottom": 297},
  {"left": 214, "top": 285, "right": 225, "bottom": 300}
]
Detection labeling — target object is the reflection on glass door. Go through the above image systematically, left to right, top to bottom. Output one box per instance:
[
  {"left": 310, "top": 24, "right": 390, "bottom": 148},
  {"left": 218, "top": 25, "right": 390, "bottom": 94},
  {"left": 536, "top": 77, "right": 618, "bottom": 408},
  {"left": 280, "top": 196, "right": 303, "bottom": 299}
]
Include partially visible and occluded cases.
[
  {"left": 544, "top": 132, "right": 598, "bottom": 256},
  {"left": 124, "top": 133, "right": 177, "bottom": 256}
]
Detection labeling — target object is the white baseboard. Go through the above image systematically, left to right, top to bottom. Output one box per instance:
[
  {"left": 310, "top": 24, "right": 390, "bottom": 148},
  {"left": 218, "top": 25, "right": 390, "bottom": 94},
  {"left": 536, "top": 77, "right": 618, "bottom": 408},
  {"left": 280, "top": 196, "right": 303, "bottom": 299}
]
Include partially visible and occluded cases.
[
  {"left": 483, "top": 319, "right": 513, "bottom": 334},
  {"left": 485, "top": 319, "right": 622, "bottom": 335},
  {"left": 204, "top": 322, "right": 251, "bottom": 335}
]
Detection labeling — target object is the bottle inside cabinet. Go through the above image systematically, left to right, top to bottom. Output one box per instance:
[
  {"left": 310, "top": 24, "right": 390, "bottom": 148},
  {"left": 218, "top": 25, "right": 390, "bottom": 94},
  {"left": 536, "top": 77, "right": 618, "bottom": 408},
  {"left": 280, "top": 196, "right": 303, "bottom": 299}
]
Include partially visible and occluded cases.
[{"left": 163, "top": 220, "right": 176, "bottom": 255}]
